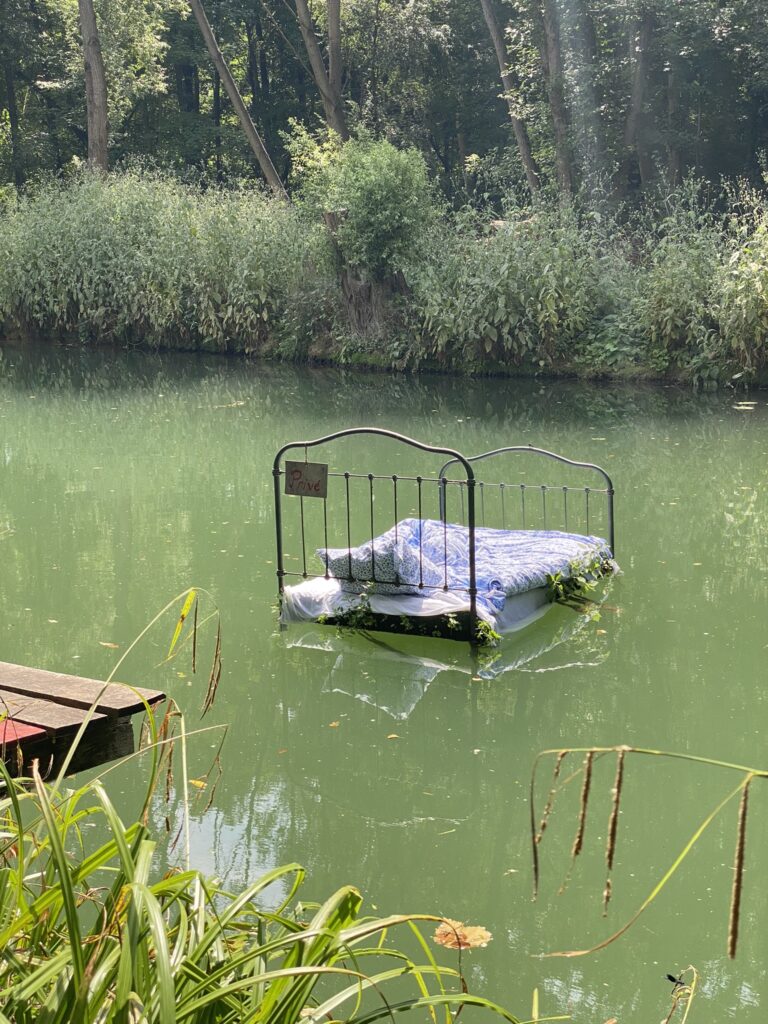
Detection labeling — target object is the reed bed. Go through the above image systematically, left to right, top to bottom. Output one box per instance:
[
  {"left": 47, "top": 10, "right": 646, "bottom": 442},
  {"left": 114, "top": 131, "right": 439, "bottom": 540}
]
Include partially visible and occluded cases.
[{"left": 529, "top": 745, "right": 764, "bottom": 960}]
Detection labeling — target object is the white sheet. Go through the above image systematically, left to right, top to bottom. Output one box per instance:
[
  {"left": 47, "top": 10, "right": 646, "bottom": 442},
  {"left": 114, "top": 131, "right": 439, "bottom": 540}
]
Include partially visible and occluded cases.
[{"left": 280, "top": 577, "right": 552, "bottom": 635}]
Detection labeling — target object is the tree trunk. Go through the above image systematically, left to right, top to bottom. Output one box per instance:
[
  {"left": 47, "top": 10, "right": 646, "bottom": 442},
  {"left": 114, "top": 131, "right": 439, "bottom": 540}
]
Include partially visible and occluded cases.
[
  {"left": 77, "top": 0, "right": 109, "bottom": 170},
  {"left": 188, "top": 0, "right": 288, "bottom": 198},
  {"left": 294, "top": 0, "right": 348, "bottom": 138},
  {"left": 327, "top": 0, "right": 342, "bottom": 99},
  {"left": 369, "top": 0, "right": 381, "bottom": 131},
  {"left": 479, "top": 0, "right": 541, "bottom": 193},
  {"left": 535, "top": 0, "right": 573, "bottom": 192},
  {"left": 565, "top": 0, "right": 607, "bottom": 181},
  {"left": 620, "top": 10, "right": 654, "bottom": 191},
  {"left": 246, "top": 23, "right": 261, "bottom": 112},
  {"left": 2, "top": 58, "right": 24, "bottom": 188},
  {"left": 176, "top": 63, "right": 200, "bottom": 114},
  {"left": 666, "top": 64, "right": 682, "bottom": 185},
  {"left": 212, "top": 69, "right": 222, "bottom": 182},
  {"left": 457, "top": 116, "right": 468, "bottom": 191},
  {"left": 323, "top": 211, "right": 408, "bottom": 335}
]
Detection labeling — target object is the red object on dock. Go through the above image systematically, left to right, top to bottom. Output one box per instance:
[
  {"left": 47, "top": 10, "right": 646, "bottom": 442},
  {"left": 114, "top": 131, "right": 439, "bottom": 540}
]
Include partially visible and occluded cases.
[
  {"left": 0, "top": 662, "right": 166, "bottom": 777},
  {"left": 0, "top": 719, "right": 47, "bottom": 746}
]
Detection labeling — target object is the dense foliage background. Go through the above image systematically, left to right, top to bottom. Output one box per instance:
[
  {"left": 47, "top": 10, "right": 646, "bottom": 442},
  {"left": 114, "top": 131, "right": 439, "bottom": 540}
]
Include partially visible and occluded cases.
[
  {"left": 3, "top": 0, "right": 768, "bottom": 382},
  {"left": 3, "top": 0, "right": 768, "bottom": 196}
]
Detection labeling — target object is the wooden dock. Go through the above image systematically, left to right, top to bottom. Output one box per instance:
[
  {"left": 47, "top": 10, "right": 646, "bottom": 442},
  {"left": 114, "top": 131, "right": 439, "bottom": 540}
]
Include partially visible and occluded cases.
[{"left": 0, "top": 661, "right": 165, "bottom": 778}]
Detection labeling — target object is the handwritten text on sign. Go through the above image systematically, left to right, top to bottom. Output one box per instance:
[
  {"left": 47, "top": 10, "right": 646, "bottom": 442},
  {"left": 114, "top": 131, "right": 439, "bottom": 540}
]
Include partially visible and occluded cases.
[{"left": 284, "top": 461, "right": 329, "bottom": 499}]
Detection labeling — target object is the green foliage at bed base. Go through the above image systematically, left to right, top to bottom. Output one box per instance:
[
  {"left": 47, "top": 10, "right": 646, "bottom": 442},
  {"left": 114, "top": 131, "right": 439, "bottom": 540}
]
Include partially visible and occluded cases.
[
  {"left": 545, "top": 557, "right": 614, "bottom": 611},
  {"left": 320, "top": 599, "right": 500, "bottom": 647}
]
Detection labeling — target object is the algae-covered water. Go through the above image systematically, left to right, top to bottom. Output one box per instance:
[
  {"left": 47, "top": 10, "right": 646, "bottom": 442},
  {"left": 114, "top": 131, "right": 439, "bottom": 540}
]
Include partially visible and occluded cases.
[{"left": 1, "top": 344, "right": 767, "bottom": 1021}]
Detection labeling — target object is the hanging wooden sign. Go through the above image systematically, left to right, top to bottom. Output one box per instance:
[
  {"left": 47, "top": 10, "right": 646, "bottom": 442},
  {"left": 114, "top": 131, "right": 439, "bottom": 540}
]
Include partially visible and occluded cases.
[{"left": 284, "top": 461, "right": 329, "bottom": 499}]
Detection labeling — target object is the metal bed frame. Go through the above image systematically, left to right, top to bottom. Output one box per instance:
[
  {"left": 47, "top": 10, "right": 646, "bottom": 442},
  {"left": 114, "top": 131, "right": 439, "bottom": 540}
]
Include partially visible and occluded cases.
[{"left": 273, "top": 428, "right": 615, "bottom": 645}]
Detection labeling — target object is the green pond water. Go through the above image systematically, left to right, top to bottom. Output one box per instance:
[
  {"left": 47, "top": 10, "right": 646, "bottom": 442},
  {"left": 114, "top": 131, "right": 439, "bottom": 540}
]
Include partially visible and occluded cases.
[{"left": 1, "top": 344, "right": 767, "bottom": 1021}]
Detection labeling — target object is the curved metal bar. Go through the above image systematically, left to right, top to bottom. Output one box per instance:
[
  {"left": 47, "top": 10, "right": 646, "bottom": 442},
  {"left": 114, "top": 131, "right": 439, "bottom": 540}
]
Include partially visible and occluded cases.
[
  {"left": 273, "top": 427, "right": 479, "bottom": 643},
  {"left": 438, "top": 444, "right": 615, "bottom": 555}
]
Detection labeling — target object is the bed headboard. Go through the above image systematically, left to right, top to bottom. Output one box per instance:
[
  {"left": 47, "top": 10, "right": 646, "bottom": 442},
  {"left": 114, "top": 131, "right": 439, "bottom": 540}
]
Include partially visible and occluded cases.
[
  {"left": 273, "top": 428, "right": 615, "bottom": 643},
  {"left": 437, "top": 445, "right": 615, "bottom": 556}
]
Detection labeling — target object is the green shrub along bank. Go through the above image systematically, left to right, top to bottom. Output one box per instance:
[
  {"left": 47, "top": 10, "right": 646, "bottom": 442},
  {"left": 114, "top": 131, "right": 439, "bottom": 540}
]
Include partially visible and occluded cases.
[
  {"left": 3, "top": 153, "right": 768, "bottom": 385},
  {"left": 0, "top": 170, "right": 336, "bottom": 360}
]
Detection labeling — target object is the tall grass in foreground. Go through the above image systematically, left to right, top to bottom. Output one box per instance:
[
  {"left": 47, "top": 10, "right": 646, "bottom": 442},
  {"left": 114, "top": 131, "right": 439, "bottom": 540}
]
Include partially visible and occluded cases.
[
  {"left": 0, "top": 589, "right": 544, "bottom": 1024},
  {"left": 0, "top": 589, "right": 700, "bottom": 1022},
  {"left": 2, "top": 754, "right": 559, "bottom": 1024},
  {"left": 0, "top": 759, "right": 540, "bottom": 1024}
]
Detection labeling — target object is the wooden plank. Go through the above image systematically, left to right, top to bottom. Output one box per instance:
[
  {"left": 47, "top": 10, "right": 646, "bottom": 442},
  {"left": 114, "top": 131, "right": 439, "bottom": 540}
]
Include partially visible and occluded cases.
[
  {"left": 0, "top": 662, "right": 165, "bottom": 716},
  {"left": 0, "top": 689, "right": 105, "bottom": 736},
  {"left": 64, "top": 717, "right": 135, "bottom": 775},
  {"left": 0, "top": 718, "right": 47, "bottom": 746},
  {"left": 2, "top": 718, "right": 135, "bottom": 778}
]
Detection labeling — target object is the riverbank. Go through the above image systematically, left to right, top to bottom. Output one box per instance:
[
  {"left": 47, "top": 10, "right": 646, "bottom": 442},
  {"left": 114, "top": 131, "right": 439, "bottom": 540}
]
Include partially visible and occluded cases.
[{"left": 3, "top": 166, "right": 768, "bottom": 387}]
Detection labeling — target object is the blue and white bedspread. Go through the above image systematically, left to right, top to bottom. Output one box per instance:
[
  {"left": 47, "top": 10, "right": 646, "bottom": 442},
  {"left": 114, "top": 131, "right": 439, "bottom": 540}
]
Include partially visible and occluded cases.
[{"left": 318, "top": 518, "right": 614, "bottom": 619}]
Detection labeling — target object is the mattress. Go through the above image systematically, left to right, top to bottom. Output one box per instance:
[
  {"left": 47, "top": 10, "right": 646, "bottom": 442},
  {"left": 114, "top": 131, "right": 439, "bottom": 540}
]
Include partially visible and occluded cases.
[
  {"left": 317, "top": 518, "right": 612, "bottom": 619},
  {"left": 281, "top": 519, "right": 614, "bottom": 635}
]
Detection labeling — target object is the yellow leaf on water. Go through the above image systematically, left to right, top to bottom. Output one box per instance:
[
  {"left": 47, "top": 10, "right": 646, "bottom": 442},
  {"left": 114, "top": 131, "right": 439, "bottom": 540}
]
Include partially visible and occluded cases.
[
  {"left": 596, "top": 629, "right": 607, "bottom": 635},
  {"left": 99, "top": 641, "right": 120, "bottom": 649},
  {"left": 329, "top": 721, "right": 340, "bottom": 728},
  {"left": 387, "top": 733, "right": 400, "bottom": 739},
  {"left": 189, "top": 779, "right": 207, "bottom": 790},
  {"left": 434, "top": 919, "right": 492, "bottom": 949}
]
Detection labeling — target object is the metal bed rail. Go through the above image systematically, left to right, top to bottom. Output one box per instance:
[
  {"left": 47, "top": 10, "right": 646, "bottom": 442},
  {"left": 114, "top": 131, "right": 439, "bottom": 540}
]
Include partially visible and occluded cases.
[
  {"left": 273, "top": 428, "right": 480, "bottom": 641},
  {"left": 438, "top": 445, "right": 615, "bottom": 556}
]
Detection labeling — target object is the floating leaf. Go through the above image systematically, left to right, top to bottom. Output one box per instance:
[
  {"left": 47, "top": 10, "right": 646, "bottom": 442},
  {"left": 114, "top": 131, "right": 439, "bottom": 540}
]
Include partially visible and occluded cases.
[
  {"left": 99, "top": 641, "right": 120, "bottom": 649},
  {"left": 329, "top": 721, "right": 340, "bottom": 728},
  {"left": 387, "top": 733, "right": 400, "bottom": 740},
  {"left": 189, "top": 778, "right": 207, "bottom": 790},
  {"left": 433, "top": 919, "right": 492, "bottom": 949}
]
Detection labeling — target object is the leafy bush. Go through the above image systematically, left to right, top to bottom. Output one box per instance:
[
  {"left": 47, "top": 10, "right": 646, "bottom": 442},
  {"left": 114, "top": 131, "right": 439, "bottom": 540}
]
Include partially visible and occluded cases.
[
  {"left": 289, "top": 130, "right": 438, "bottom": 280},
  {"left": 6, "top": 167, "right": 768, "bottom": 383},
  {"left": 0, "top": 168, "right": 336, "bottom": 357},
  {"left": 618, "top": 182, "right": 725, "bottom": 377},
  {"left": 718, "top": 194, "right": 768, "bottom": 373},
  {"left": 415, "top": 204, "right": 603, "bottom": 369}
]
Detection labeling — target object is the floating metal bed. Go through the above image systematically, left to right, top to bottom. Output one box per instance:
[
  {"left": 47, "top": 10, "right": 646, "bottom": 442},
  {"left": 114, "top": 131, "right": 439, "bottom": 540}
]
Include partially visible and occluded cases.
[{"left": 273, "top": 428, "right": 616, "bottom": 647}]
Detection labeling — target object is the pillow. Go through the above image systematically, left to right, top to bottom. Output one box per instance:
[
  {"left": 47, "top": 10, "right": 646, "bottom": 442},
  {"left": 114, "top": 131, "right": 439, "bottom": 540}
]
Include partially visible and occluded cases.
[{"left": 317, "top": 525, "right": 422, "bottom": 595}]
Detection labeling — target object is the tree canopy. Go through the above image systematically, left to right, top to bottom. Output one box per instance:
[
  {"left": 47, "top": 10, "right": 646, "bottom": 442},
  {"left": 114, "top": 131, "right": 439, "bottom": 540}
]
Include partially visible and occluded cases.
[{"left": 3, "top": 0, "right": 768, "bottom": 198}]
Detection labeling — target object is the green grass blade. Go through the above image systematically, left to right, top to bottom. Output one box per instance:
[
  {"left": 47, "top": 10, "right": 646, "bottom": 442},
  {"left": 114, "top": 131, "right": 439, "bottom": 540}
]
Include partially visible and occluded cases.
[
  {"left": 32, "top": 766, "right": 84, "bottom": 988},
  {"left": 133, "top": 882, "right": 178, "bottom": 1024},
  {"left": 307, "top": 965, "right": 460, "bottom": 1022},
  {"left": 346, "top": 993, "right": 526, "bottom": 1024}
]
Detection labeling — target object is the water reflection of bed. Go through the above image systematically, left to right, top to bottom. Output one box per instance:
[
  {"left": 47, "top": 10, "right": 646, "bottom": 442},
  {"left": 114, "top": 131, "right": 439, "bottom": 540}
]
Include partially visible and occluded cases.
[{"left": 287, "top": 589, "right": 614, "bottom": 720}]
